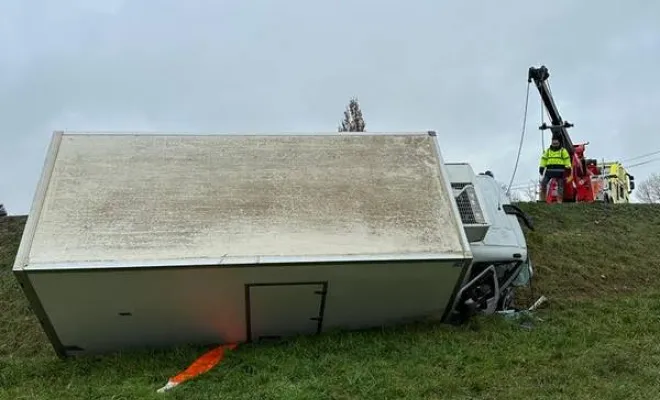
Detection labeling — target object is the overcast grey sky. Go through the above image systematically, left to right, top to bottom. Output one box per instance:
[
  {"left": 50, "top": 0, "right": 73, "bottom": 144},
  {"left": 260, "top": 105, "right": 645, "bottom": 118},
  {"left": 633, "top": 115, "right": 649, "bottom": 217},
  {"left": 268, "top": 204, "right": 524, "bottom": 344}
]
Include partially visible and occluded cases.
[{"left": 2, "top": 1, "right": 659, "bottom": 213}]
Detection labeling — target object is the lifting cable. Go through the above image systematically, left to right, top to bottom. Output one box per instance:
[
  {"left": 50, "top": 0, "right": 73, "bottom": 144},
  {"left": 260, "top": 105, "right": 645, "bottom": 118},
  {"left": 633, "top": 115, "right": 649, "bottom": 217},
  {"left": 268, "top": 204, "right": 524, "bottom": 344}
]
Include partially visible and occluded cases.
[{"left": 506, "top": 81, "right": 532, "bottom": 196}]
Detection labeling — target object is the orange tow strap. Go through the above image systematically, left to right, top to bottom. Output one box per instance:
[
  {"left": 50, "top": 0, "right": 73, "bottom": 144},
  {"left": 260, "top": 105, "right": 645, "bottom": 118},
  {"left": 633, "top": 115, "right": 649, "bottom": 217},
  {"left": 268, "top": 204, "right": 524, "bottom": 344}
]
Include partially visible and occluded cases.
[{"left": 157, "top": 343, "right": 238, "bottom": 393}]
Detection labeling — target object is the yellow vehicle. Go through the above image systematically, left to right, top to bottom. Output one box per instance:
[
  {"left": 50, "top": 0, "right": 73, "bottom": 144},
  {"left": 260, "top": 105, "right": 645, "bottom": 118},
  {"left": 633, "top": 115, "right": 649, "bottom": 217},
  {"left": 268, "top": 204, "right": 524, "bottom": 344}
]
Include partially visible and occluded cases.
[{"left": 590, "top": 161, "right": 635, "bottom": 203}]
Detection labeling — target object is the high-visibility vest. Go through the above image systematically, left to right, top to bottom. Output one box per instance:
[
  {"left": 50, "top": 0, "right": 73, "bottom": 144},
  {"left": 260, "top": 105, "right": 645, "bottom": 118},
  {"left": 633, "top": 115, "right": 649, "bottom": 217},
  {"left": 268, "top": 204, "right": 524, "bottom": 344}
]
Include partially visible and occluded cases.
[{"left": 540, "top": 147, "right": 571, "bottom": 169}]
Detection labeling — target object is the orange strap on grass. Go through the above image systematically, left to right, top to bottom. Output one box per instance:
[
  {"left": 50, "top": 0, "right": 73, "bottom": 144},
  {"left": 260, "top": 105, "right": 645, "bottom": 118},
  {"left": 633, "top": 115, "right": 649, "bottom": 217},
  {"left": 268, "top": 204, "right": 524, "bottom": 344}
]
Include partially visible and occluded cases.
[{"left": 157, "top": 343, "right": 238, "bottom": 393}]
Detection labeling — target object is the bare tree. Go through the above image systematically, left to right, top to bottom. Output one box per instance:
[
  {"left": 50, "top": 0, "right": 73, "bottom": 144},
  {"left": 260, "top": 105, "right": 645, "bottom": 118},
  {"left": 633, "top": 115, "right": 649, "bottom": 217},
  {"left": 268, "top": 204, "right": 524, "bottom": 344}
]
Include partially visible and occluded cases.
[
  {"left": 338, "top": 97, "right": 366, "bottom": 132},
  {"left": 635, "top": 172, "right": 660, "bottom": 203},
  {"left": 521, "top": 180, "right": 539, "bottom": 202},
  {"left": 502, "top": 184, "right": 523, "bottom": 202},
  {"left": 508, "top": 190, "right": 523, "bottom": 202}
]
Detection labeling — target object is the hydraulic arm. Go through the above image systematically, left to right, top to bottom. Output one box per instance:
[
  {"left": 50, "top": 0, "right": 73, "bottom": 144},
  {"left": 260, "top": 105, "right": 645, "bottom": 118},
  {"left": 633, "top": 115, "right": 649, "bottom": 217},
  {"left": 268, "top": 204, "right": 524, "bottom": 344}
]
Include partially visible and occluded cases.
[{"left": 527, "top": 65, "right": 575, "bottom": 159}]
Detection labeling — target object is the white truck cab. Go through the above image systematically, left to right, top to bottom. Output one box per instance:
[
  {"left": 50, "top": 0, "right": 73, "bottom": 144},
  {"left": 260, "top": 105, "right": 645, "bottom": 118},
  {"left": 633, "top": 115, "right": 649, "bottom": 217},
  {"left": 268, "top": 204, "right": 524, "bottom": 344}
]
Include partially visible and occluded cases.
[{"left": 444, "top": 163, "right": 534, "bottom": 321}]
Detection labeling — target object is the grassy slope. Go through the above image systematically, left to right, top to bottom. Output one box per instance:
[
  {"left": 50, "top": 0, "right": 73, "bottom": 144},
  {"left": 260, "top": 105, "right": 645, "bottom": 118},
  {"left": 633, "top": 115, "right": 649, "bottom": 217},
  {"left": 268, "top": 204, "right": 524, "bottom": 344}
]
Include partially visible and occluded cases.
[{"left": 1, "top": 203, "right": 660, "bottom": 399}]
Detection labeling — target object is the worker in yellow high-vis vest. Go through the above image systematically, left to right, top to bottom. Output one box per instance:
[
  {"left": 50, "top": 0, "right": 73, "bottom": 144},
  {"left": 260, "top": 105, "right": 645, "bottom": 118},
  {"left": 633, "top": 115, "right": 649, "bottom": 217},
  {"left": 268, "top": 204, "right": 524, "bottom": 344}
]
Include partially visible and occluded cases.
[{"left": 539, "top": 137, "right": 572, "bottom": 202}]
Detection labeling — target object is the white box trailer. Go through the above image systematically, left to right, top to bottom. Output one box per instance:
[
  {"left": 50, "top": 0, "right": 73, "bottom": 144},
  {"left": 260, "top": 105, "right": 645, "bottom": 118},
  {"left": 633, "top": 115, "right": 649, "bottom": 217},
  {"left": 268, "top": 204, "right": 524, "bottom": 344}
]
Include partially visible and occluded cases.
[{"left": 13, "top": 131, "right": 533, "bottom": 358}]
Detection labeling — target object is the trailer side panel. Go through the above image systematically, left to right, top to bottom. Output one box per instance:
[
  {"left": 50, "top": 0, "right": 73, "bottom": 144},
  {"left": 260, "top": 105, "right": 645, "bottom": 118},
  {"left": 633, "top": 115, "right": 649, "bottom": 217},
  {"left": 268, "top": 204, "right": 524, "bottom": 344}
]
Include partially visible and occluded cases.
[{"left": 27, "top": 259, "right": 464, "bottom": 355}]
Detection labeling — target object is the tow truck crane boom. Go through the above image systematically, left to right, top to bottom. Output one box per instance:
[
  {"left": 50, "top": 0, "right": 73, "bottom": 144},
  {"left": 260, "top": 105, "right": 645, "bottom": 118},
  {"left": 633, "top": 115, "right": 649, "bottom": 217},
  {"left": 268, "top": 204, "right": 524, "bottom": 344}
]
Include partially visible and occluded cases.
[{"left": 527, "top": 65, "right": 576, "bottom": 159}]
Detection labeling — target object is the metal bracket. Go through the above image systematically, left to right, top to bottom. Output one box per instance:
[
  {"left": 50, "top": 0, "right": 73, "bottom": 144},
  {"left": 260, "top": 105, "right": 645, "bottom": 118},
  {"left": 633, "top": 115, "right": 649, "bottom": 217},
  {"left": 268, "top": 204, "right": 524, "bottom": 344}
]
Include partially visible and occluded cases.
[{"left": 453, "top": 265, "right": 501, "bottom": 314}]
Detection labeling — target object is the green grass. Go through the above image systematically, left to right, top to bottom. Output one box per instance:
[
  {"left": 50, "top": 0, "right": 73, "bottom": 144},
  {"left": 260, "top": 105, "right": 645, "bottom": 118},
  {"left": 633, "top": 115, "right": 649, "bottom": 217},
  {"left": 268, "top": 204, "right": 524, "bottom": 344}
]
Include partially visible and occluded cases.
[{"left": 1, "top": 203, "right": 660, "bottom": 399}]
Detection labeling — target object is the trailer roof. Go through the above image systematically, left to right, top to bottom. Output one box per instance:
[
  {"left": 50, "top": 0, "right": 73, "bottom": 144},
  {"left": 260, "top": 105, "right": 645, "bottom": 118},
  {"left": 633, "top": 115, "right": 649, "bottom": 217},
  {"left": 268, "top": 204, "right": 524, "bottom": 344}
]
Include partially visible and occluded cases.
[{"left": 19, "top": 132, "right": 471, "bottom": 269}]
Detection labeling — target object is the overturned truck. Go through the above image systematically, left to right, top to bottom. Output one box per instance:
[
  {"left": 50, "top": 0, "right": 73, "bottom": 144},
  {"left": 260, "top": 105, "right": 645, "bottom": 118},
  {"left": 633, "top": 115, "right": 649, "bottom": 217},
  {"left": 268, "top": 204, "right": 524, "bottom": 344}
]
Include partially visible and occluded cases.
[{"left": 13, "top": 131, "right": 534, "bottom": 357}]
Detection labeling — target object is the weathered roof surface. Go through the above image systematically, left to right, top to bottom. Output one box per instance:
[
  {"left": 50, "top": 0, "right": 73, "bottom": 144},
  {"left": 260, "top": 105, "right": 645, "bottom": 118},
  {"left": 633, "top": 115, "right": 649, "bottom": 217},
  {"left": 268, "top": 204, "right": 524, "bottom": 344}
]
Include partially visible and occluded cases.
[{"left": 25, "top": 132, "right": 469, "bottom": 266}]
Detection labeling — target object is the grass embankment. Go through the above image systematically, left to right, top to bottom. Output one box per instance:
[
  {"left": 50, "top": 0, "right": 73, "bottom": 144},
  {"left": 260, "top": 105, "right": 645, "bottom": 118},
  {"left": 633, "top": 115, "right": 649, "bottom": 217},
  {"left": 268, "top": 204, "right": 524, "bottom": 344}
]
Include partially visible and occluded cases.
[{"left": 1, "top": 203, "right": 660, "bottom": 399}]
